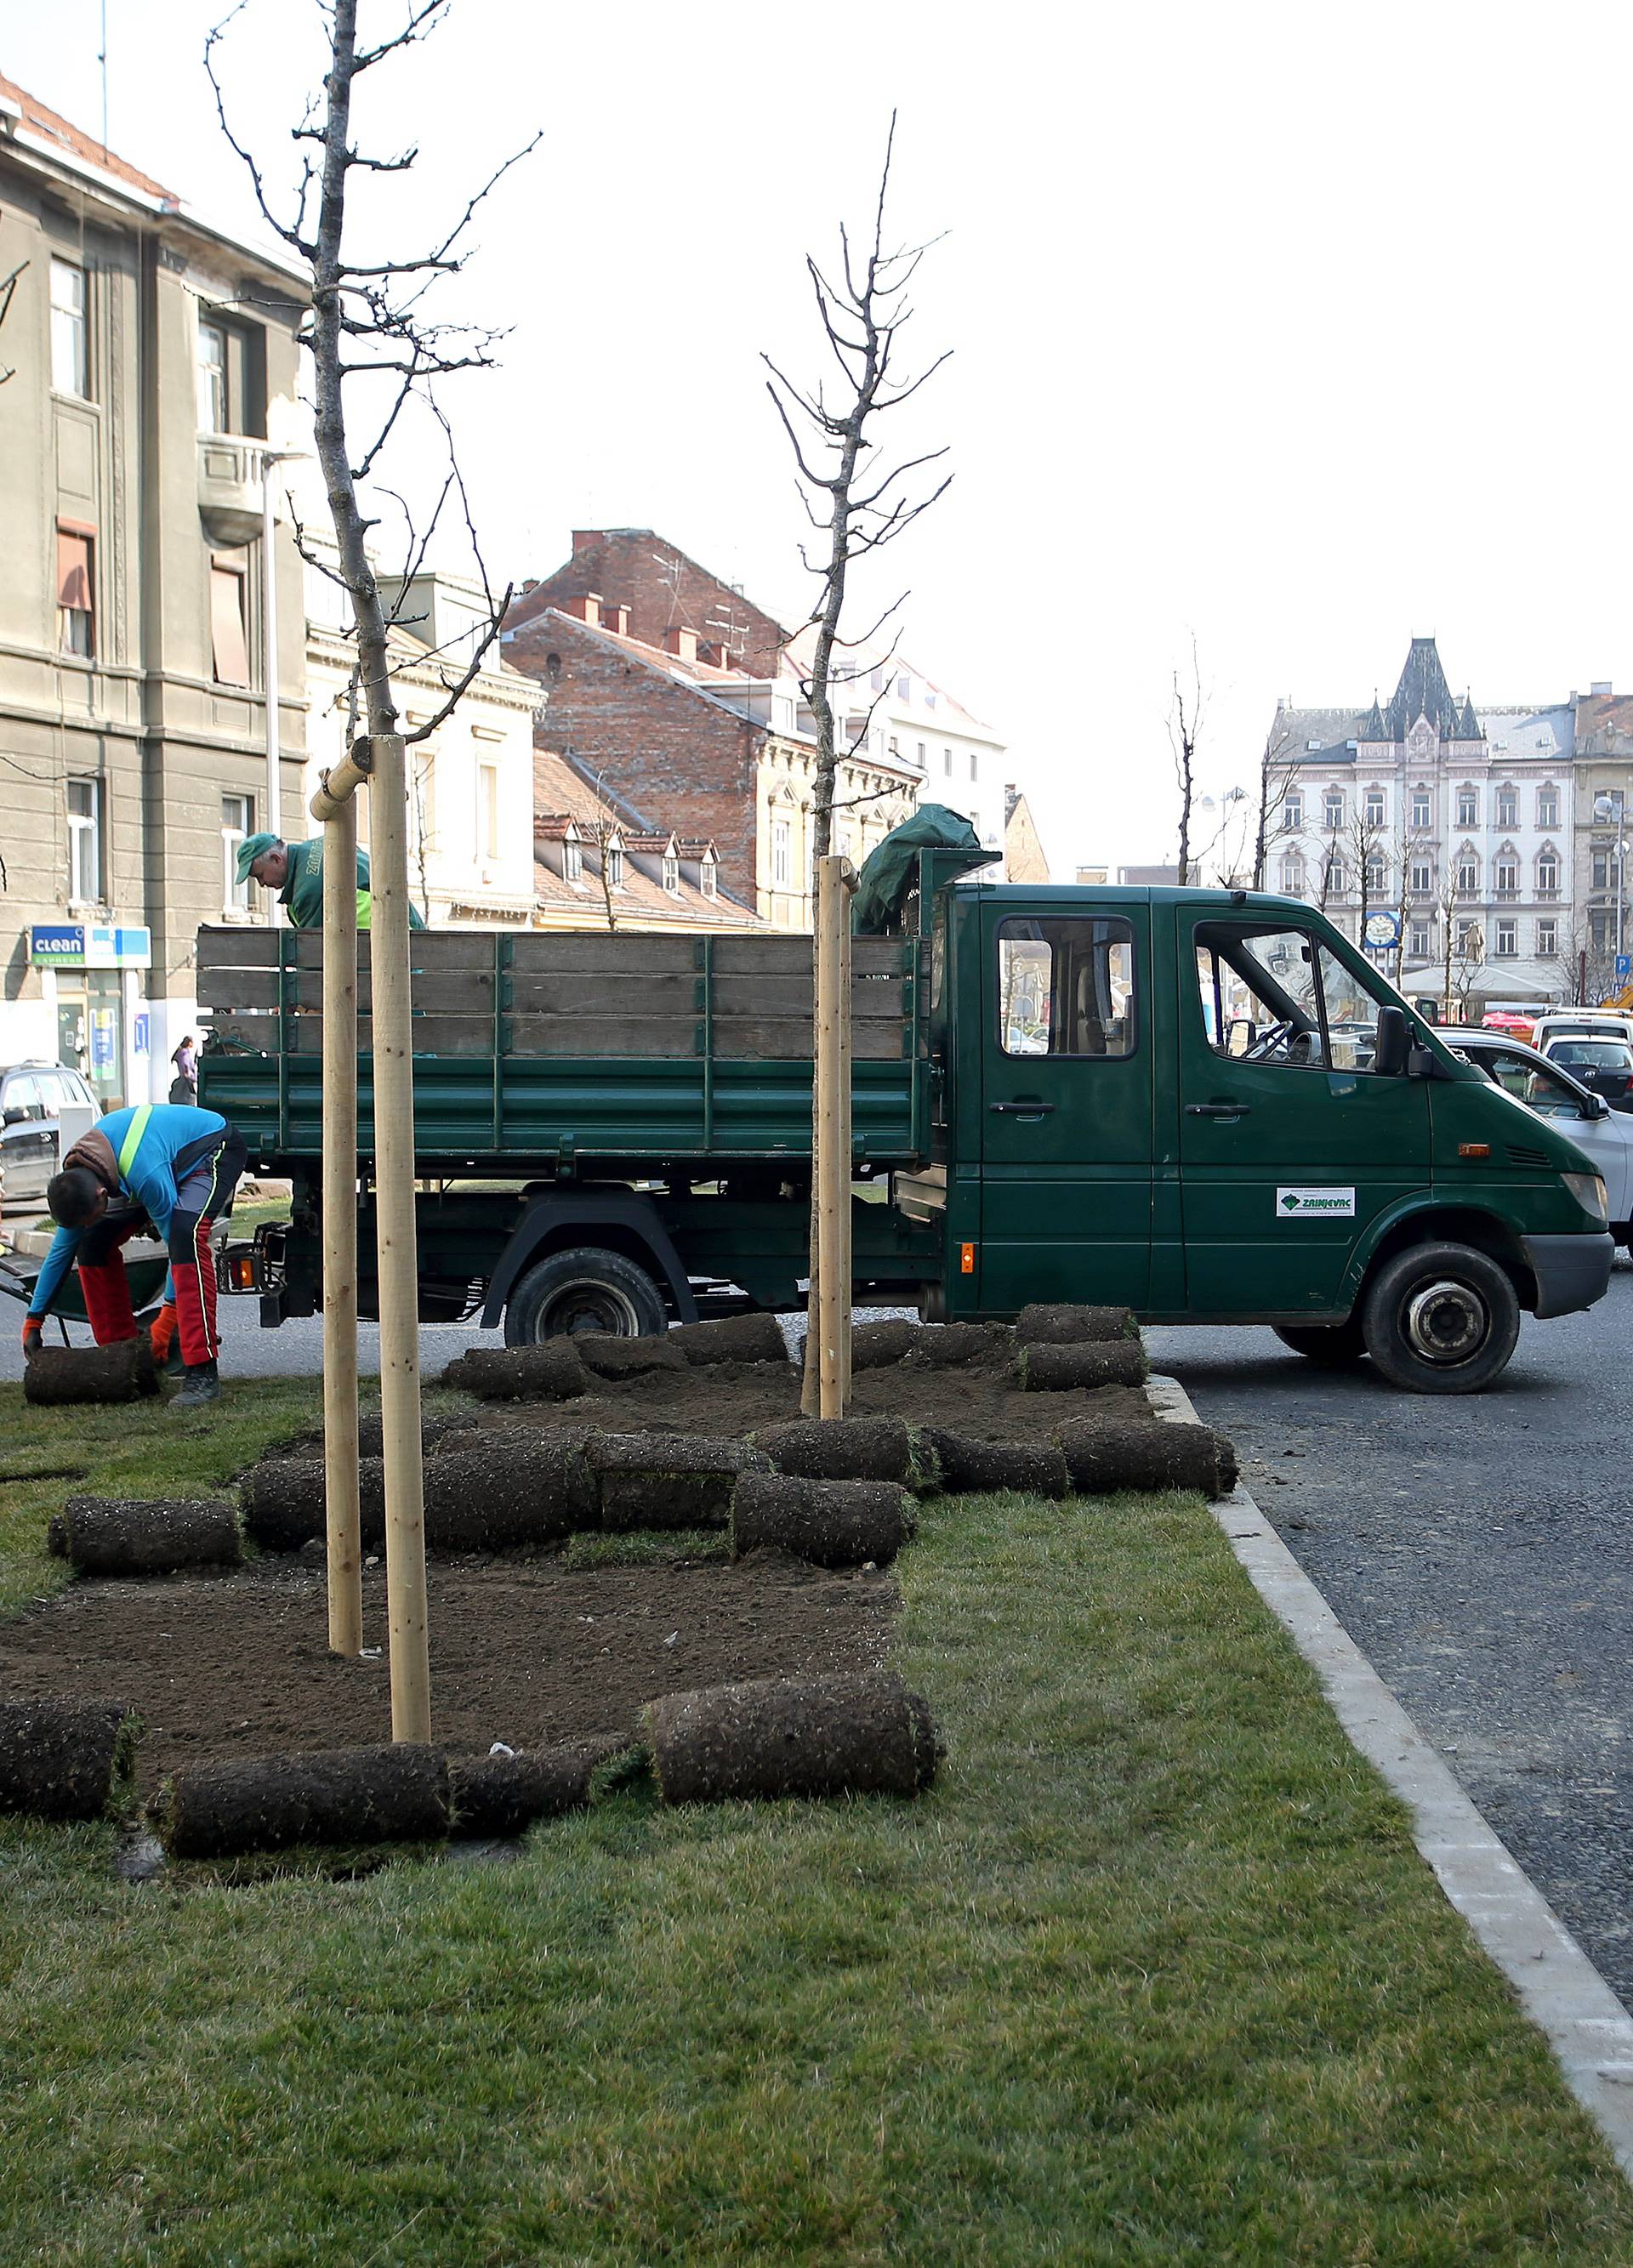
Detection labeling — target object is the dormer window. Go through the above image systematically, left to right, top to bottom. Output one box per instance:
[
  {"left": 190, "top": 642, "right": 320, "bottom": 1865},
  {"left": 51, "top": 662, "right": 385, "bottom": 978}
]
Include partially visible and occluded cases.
[
  {"left": 564, "top": 836, "right": 583, "bottom": 884},
  {"left": 606, "top": 841, "right": 624, "bottom": 890},
  {"left": 663, "top": 851, "right": 680, "bottom": 894},
  {"left": 700, "top": 856, "right": 718, "bottom": 901}
]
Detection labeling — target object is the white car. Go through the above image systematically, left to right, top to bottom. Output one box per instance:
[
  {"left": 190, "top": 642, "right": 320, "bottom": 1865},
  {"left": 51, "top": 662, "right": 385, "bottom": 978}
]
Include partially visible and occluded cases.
[
  {"left": 1531, "top": 1010, "right": 1633, "bottom": 1054},
  {"left": 1444, "top": 1027, "right": 1633, "bottom": 1244}
]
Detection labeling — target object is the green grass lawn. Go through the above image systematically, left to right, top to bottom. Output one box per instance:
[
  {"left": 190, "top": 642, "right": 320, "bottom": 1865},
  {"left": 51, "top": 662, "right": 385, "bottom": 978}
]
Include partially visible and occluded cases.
[{"left": 2, "top": 1379, "right": 1631, "bottom": 2262}]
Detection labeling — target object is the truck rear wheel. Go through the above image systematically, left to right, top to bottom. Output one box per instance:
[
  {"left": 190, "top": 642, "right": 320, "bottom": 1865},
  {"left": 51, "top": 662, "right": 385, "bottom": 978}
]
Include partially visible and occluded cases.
[
  {"left": 1360, "top": 1242, "right": 1519, "bottom": 1395},
  {"left": 504, "top": 1247, "right": 669, "bottom": 1346},
  {"left": 1272, "top": 1321, "right": 1368, "bottom": 1367}
]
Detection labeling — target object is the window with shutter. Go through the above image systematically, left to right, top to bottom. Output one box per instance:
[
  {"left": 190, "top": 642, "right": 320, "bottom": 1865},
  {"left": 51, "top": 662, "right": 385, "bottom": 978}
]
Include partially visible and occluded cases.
[
  {"left": 57, "top": 527, "right": 94, "bottom": 657},
  {"left": 210, "top": 555, "right": 249, "bottom": 685}
]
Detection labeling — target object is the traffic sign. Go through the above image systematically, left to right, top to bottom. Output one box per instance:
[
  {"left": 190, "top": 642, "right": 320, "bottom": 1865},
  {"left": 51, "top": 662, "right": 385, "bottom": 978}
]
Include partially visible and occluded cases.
[{"left": 1616, "top": 954, "right": 1631, "bottom": 981}]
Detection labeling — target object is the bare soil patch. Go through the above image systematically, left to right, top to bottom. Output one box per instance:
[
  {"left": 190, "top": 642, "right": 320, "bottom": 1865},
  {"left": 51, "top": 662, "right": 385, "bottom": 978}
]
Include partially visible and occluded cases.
[{"left": 0, "top": 1549, "right": 896, "bottom": 1791}]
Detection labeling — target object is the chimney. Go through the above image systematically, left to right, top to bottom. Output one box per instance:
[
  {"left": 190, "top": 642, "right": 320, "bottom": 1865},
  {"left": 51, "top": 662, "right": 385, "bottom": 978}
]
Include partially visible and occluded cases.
[
  {"left": 571, "top": 530, "right": 601, "bottom": 555},
  {"left": 520, "top": 578, "right": 538, "bottom": 594},
  {"left": 561, "top": 592, "right": 601, "bottom": 628},
  {"left": 604, "top": 603, "right": 631, "bottom": 636},
  {"left": 665, "top": 625, "right": 699, "bottom": 662},
  {"left": 1592, "top": 681, "right": 1613, "bottom": 697}
]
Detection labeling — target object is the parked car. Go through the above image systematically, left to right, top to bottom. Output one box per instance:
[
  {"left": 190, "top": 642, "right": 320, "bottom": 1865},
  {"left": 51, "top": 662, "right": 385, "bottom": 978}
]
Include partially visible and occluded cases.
[
  {"left": 1531, "top": 1010, "right": 1633, "bottom": 1054},
  {"left": 1442, "top": 1028, "right": 1633, "bottom": 1245},
  {"left": 1539, "top": 1035, "right": 1633, "bottom": 1111},
  {"left": 0, "top": 1062, "right": 102, "bottom": 1208}
]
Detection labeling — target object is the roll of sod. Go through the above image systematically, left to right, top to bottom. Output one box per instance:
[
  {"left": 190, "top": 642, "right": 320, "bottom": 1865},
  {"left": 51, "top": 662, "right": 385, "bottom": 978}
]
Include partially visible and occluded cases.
[
  {"left": 1015, "top": 1304, "right": 1137, "bottom": 1345},
  {"left": 668, "top": 1314, "right": 788, "bottom": 1366},
  {"left": 851, "top": 1319, "right": 919, "bottom": 1370},
  {"left": 906, "top": 1322, "right": 999, "bottom": 1367},
  {"left": 575, "top": 1334, "right": 686, "bottom": 1379},
  {"left": 23, "top": 1339, "right": 160, "bottom": 1407},
  {"left": 1016, "top": 1341, "right": 1149, "bottom": 1392},
  {"left": 438, "top": 1342, "right": 589, "bottom": 1402},
  {"left": 267, "top": 1414, "right": 476, "bottom": 1463},
  {"left": 753, "top": 1415, "right": 920, "bottom": 1487},
  {"left": 1053, "top": 1418, "right": 1238, "bottom": 1500},
  {"left": 919, "top": 1430, "right": 1071, "bottom": 1498},
  {"left": 589, "top": 1433, "right": 770, "bottom": 1532},
  {"left": 424, "top": 1434, "right": 595, "bottom": 1547},
  {"left": 243, "top": 1435, "right": 595, "bottom": 1552},
  {"left": 241, "top": 1457, "right": 385, "bottom": 1551},
  {"left": 731, "top": 1473, "right": 916, "bottom": 1567},
  {"left": 48, "top": 1495, "right": 242, "bottom": 1576},
  {"left": 642, "top": 1671, "right": 941, "bottom": 1805},
  {"left": 0, "top": 1697, "right": 140, "bottom": 1820},
  {"left": 449, "top": 1733, "right": 632, "bottom": 1838},
  {"left": 155, "top": 1743, "right": 452, "bottom": 1859}
]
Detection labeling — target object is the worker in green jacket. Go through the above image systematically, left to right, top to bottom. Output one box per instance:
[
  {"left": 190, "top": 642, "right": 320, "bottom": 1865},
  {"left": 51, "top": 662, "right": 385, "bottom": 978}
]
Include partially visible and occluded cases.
[{"left": 235, "top": 833, "right": 428, "bottom": 930}]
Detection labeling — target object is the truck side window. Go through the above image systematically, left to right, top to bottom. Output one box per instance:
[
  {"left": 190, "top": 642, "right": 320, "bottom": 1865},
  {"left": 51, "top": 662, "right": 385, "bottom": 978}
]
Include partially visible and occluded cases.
[
  {"left": 996, "top": 918, "right": 1135, "bottom": 1058},
  {"left": 1195, "top": 924, "right": 1331, "bottom": 1070}
]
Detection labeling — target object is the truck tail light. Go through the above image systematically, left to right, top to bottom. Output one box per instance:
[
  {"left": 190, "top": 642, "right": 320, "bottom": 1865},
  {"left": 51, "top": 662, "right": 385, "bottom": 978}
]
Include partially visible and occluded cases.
[{"left": 228, "top": 1252, "right": 259, "bottom": 1290}]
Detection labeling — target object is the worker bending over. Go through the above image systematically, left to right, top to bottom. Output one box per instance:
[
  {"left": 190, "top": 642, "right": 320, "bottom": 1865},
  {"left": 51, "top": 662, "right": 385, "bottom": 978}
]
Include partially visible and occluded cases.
[
  {"left": 236, "top": 832, "right": 427, "bottom": 930},
  {"left": 22, "top": 1102, "right": 248, "bottom": 1411}
]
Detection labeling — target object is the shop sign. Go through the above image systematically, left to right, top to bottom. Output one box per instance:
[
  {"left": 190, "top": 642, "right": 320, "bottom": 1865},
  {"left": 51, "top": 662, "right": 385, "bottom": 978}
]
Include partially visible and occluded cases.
[{"left": 28, "top": 922, "right": 152, "bottom": 969}]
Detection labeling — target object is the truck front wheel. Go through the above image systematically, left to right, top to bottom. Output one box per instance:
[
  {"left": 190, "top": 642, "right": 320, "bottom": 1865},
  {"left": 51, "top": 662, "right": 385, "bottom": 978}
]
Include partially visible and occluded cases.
[
  {"left": 1360, "top": 1242, "right": 1520, "bottom": 1394},
  {"left": 504, "top": 1247, "right": 669, "bottom": 1346}
]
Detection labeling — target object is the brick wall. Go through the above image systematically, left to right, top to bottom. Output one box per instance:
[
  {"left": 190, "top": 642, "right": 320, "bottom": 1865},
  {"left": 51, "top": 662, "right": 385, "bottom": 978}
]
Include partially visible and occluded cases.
[
  {"left": 509, "top": 530, "right": 788, "bottom": 677},
  {"left": 509, "top": 611, "right": 763, "bottom": 903}
]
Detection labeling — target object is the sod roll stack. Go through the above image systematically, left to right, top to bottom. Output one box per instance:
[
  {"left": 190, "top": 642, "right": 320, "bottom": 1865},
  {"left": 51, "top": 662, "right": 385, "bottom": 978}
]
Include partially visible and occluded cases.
[
  {"left": 851, "top": 1319, "right": 920, "bottom": 1370},
  {"left": 575, "top": 1334, "right": 686, "bottom": 1379},
  {"left": 23, "top": 1339, "right": 159, "bottom": 1407},
  {"left": 1016, "top": 1340, "right": 1149, "bottom": 1392},
  {"left": 438, "top": 1341, "right": 589, "bottom": 1402},
  {"left": 1054, "top": 1417, "right": 1238, "bottom": 1500},
  {"left": 242, "top": 1432, "right": 595, "bottom": 1552},
  {"left": 589, "top": 1434, "right": 769, "bottom": 1531},
  {"left": 731, "top": 1473, "right": 915, "bottom": 1567},
  {"left": 48, "top": 1495, "right": 242, "bottom": 1577},
  {"left": 642, "top": 1671, "right": 941, "bottom": 1805},
  {"left": 0, "top": 1697, "right": 140, "bottom": 1819},
  {"left": 449, "top": 1733, "right": 631, "bottom": 1839},
  {"left": 155, "top": 1743, "right": 452, "bottom": 1859}
]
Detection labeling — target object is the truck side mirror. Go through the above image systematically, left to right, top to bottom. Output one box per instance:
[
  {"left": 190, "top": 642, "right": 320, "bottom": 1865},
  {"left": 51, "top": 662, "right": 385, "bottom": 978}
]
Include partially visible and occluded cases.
[
  {"left": 1372, "top": 1004, "right": 1410, "bottom": 1077},
  {"left": 1226, "top": 1018, "right": 1255, "bottom": 1057}
]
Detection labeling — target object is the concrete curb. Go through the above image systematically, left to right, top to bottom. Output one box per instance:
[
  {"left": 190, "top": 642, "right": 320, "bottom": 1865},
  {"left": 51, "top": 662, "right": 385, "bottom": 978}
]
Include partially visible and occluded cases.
[{"left": 1149, "top": 1371, "right": 1633, "bottom": 2182}]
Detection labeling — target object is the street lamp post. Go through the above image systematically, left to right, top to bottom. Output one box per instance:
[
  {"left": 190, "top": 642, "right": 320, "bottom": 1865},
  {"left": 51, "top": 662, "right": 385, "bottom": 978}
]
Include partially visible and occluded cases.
[
  {"left": 259, "top": 448, "right": 311, "bottom": 925},
  {"left": 1594, "top": 789, "right": 1627, "bottom": 967}
]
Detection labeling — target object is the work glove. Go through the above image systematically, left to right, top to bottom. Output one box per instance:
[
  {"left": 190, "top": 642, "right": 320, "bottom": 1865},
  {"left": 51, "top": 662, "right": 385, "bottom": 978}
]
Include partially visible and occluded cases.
[
  {"left": 149, "top": 1300, "right": 179, "bottom": 1363},
  {"left": 21, "top": 1315, "right": 43, "bottom": 1361}
]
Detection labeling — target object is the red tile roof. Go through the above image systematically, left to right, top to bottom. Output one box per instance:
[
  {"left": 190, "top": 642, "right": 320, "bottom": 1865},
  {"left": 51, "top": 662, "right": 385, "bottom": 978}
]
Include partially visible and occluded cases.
[{"left": 0, "top": 71, "right": 178, "bottom": 205}]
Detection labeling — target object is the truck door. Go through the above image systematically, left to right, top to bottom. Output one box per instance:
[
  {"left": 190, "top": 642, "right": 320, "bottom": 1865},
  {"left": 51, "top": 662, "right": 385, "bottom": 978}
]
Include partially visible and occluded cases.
[
  {"left": 977, "top": 903, "right": 1152, "bottom": 1309},
  {"left": 1177, "top": 912, "right": 1431, "bottom": 1316}
]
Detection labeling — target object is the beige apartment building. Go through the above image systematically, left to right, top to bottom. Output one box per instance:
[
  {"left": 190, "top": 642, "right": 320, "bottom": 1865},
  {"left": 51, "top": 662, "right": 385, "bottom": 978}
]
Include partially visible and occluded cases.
[{"left": 0, "top": 75, "right": 306, "bottom": 1101}]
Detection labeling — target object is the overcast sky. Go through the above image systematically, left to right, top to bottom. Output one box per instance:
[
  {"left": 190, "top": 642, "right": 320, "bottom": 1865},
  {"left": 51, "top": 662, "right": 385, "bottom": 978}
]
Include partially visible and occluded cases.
[{"left": 9, "top": 1, "right": 1631, "bottom": 877}]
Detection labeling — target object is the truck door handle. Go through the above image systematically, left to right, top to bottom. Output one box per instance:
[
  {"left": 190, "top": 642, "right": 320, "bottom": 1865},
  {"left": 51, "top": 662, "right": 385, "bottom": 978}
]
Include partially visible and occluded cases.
[
  {"left": 989, "top": 1100, "right": 1055, "bottom": 1115},
  {"left": 1186, "top": 1101, "right": 1251, "bottom": 1117}
]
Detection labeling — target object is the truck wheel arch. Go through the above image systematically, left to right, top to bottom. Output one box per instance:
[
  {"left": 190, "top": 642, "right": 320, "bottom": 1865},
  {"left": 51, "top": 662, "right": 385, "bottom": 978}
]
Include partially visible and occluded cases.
[
  {"left": 479, "top": 1191, "right": 698, "bottom": 1333},
  {"left": 1347, "top": 1204, "right": 1538, "bottom": 1315}
]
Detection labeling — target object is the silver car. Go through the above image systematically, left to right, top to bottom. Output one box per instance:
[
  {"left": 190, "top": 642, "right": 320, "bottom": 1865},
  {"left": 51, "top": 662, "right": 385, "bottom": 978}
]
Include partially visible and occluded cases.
[{"left": 1448, "top": 1028, "right": 1633, "bottom": 1247}]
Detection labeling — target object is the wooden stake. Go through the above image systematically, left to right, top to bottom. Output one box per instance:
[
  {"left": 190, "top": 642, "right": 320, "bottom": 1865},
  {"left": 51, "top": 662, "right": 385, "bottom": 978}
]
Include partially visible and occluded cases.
[
  {"left": 367, "top": 731, "right": 431, "bottom": 1742},
  {"left": 320, "top": 792, "right": 361, "bottom": 1657},
  {"left": 814, "top": 854, "right": 854, "bottom": 1419}
]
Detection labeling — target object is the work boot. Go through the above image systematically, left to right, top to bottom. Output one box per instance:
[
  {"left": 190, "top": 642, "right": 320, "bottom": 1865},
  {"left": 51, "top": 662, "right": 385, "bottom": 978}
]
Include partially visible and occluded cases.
[{"left": 169, "top": 1360, "right": 221, "bottom": 1412}]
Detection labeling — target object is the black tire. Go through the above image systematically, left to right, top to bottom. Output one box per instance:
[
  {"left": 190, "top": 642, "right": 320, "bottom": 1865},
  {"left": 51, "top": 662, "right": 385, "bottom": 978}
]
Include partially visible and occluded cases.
[
  {"left": 1360, "top": 1241, "right": 1520, "bottom": 1395},
  {"left": 503, "top": 1246, "right": 669, "bottom": 1347},
  {"left": 1272, "top": 1321, "right": 1368, "bottom": 1367}
]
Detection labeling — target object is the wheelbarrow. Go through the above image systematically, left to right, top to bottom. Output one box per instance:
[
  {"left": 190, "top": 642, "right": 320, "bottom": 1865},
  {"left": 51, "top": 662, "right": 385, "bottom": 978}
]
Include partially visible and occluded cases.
[{"left": 0, "top": 1237, "right": 172, "bottom": 1343}]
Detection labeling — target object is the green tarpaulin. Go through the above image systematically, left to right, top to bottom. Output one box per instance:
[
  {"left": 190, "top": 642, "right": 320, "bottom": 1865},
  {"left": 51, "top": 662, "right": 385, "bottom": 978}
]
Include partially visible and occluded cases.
[{"left": 851, "top": 804, "right": 996, "bottom": 935}]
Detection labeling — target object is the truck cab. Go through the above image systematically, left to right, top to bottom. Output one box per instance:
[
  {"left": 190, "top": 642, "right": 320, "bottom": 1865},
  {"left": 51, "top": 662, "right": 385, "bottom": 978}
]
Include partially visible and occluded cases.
[{"left": 924, "top": 882, "right": 1612, "bottom": 1389}]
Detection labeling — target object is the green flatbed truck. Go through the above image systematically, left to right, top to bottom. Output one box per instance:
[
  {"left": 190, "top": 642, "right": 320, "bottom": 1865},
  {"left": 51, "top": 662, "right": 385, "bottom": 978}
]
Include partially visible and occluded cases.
[{"left": 197, "top": 855, "right": 1613, "bottom": 1393}]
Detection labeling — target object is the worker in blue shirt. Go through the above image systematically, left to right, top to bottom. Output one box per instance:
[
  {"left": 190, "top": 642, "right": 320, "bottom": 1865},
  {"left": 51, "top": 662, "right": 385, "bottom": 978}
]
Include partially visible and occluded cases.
[{"left": 21, "top": 1102, "right": 248, "bottom": 1410}]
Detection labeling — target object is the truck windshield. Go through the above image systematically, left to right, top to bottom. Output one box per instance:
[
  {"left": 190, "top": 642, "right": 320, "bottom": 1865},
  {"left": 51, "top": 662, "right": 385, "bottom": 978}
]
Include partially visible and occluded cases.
[{"left": 1196, "top": 924, "right": 1391, "bottom": 1072}]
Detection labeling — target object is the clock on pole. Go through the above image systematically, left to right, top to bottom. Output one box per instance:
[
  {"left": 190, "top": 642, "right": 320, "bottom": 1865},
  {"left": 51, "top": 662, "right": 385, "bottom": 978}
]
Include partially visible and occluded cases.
[{"left": 1363, "top": 910, "right": 1401, "bottom": 954}]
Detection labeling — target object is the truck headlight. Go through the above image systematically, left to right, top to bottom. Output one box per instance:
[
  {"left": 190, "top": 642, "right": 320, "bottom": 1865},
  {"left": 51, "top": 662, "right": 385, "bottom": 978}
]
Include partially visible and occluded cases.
[{"left": 1562, "top": 1171, "right": 1608, "bottom": 1224}]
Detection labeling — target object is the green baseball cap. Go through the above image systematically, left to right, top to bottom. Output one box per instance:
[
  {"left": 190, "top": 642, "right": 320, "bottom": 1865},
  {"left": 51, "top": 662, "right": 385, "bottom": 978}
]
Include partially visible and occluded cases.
[{"left": 235, "top": 831, "right": 282, "bottom": 884}]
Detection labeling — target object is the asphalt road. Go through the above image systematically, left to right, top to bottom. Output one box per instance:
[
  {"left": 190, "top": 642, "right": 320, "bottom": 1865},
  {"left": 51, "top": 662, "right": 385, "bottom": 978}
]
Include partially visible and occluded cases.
[
  {"left": 9, "top": 1255, "right": 1631, "bottom": 2013},
  {"left": 1147, "top": 1266, "right": 1633, "bottom": 2015}
]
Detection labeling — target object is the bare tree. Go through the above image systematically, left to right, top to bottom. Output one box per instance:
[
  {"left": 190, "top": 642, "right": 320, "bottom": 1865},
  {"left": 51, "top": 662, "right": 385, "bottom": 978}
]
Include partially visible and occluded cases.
[
  {"left": 205, "top": 0, "right": 537, "bottom": 752},
  {"left": 764, "top": 115, "right": 950, "bottom": 867},
  {"left": 1169, "top": 645, "right": 1203, "bottom": 884},
  {"left": 1252, "top": 720, "right": 1304, "bottom": 890},
  {"left": 1349, "top": 804, "right": 1387, "bottom": 946},
  {"left": 1316, "top": 828, "right": 1342, "bottom": 913}
]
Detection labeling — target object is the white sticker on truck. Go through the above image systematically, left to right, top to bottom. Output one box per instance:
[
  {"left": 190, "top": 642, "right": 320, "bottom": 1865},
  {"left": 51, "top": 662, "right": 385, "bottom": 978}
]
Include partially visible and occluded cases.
[{"left": 1276, "top": 1186, "right": 1356, "bottom": 1217}]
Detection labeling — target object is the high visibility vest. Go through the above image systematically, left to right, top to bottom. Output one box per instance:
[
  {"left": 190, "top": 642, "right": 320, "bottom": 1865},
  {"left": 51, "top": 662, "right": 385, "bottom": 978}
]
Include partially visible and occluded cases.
[{"left": 117, "top": 1105, "right": 153, "bottom": 1180}]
